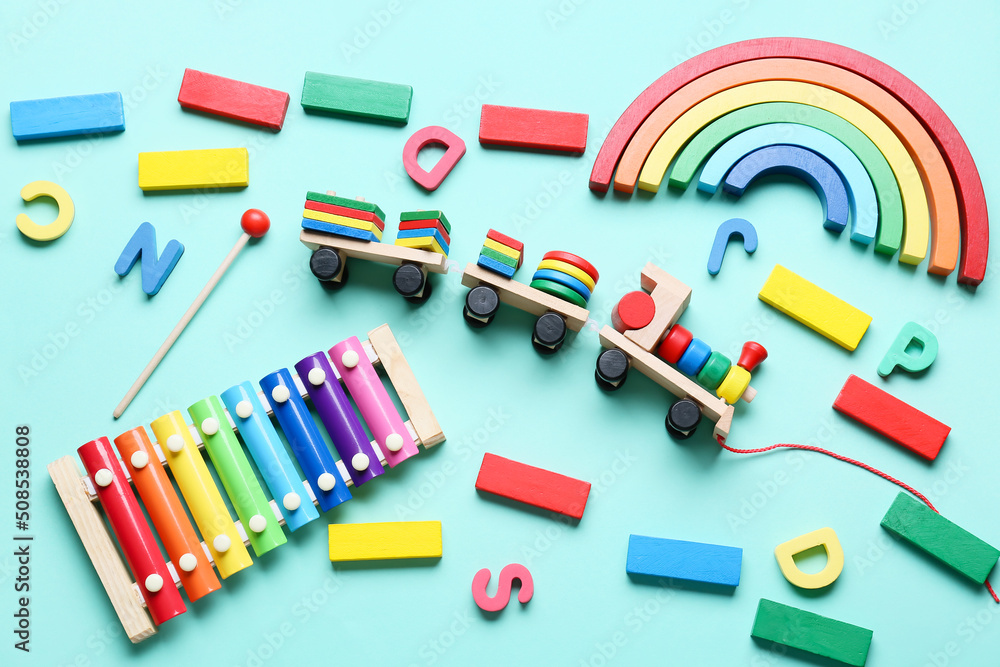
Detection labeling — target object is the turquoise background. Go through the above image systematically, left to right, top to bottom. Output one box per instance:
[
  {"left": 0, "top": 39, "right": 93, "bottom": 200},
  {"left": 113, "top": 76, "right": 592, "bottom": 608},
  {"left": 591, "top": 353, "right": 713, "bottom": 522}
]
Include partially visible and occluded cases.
[{"left": 2, "top": 0, "right": 999, "bottom": 664}]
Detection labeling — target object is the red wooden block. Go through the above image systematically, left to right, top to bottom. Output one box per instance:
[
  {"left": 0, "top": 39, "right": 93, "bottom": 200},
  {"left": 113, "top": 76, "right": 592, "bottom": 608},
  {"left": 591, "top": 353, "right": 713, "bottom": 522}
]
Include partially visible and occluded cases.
[
  {"left": 177, "top": 68, "right": 290, "bottom": 131},
  {"left": 479, "top": 104, "right": 589, "bottom": 153},
  {"left": 304, "top": 199, "right": 385, "bottom": 231},
  {"left": 399, "top": 218, "right": 451, "bottom": 246},
  {"left": 486, "top": 228, "right": 524, "bottom": 253},
  {"left": 612, "top": 291, "right": 656, "bottom": 332},
  {"left": 832, "top": 374, "right": 950, "bottom": 460},
  {"left": 476, "top": 453, "right": 591, "bottom": 519}
]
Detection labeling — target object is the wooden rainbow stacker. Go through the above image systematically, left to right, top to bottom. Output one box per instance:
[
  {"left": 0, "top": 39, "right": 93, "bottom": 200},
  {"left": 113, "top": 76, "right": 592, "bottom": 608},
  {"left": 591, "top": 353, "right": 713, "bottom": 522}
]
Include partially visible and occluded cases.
[{"left": 48, "top": 324, "right": 444, "bottom": 643}]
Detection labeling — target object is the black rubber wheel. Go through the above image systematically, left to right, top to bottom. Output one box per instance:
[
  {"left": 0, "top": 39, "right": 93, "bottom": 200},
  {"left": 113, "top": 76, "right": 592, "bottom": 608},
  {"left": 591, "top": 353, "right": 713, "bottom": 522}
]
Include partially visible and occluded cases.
[
  {"left": 310, "top": 247, "right": 344, "bottom": 281},
  {"left": 393, "top": 263, "right": 427, "bottom": 298},
  {"left": 404, "top": 277, "right": 433, "bottom": 305},
  {"left": 464, "top": 286, "right": 500, "bottom": 328},
  {"left": 532, "top": 312, "right": 567, "bottom": 355},
  {"left": 595, "top": 348, "right": 630, "bottom": 391},
  {"left": 665, "top": 398, "right": 702, "bottom": 440}
]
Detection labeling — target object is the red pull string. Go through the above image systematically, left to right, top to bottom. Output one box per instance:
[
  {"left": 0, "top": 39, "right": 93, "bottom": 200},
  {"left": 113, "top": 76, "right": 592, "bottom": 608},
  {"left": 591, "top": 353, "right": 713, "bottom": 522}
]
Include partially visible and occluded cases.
[{"left": 715, "top": 436, "right": 999, "bottom": 603}]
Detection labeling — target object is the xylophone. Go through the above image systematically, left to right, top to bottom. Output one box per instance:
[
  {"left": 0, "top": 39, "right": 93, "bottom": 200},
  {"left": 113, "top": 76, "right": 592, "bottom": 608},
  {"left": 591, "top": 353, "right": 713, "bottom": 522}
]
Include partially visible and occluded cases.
[{"left": 48, "top": 324, "right": 444, "bottom": 643}]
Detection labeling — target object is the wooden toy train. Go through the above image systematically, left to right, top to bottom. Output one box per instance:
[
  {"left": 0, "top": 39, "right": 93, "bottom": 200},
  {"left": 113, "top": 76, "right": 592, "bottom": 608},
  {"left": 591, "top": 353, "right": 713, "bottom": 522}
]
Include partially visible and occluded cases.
[
  {"left": 300, "top": 191, "right": 451, "bottom": 304},
  {"left": 596, "top": 263, "right": 766, "bottom": 442},
  {"left": 47, "top": 324, "right": 443, "bottom": 642}
]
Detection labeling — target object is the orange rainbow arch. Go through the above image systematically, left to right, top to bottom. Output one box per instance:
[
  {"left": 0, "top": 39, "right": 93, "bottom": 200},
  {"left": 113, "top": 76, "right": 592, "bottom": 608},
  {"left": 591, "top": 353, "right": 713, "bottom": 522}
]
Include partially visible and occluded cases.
[{"left": 591, "top": 38, "right": 988, "bottom": 286}]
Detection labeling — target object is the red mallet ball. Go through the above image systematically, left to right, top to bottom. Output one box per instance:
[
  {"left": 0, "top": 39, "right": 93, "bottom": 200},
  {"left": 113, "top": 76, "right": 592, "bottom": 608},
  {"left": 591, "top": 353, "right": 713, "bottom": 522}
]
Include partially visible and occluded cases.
[
  {"left": 241, "top": 209, "right": 270, "bottom": 238},
  {"left": 611, "top": 291, "right": 655, "bottom": 333}
]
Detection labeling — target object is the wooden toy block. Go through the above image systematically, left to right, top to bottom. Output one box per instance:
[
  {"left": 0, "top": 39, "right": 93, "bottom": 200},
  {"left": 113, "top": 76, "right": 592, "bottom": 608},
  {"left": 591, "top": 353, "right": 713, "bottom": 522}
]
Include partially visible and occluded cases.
[
  {"left": 587, "top": 37, "right": 985, "bottom": 284},
  {"left": 177, "top": 68, "right": 290, "bottom": 131},
  {"left": 301, "top": 72, "right": 412, "bottom": 124},
  {"left": 629, "top": 79, "right": 930, "bottom": 266},
  {"left": 10, "top": 92, "right": 124, "bottom": 140},
  {"left": 671, "top": 102, "right": 903, "bottom": 257},
  {"left": 479, "top": 104, "right": 588, "bottom": 153},
  {"left": 699, "top": 124, "right": 877, "bottom": 245},
  {"left": 403, "top": 125, "right": 466, "bottom": 191},
  {"left": 723, "top": 144, "right": 851, "bottom": 234},
  {"left": 138, "top": 148, "right": 248, "bottom": 191},
  {"left": 16, "top": 180, "right": 74, "bottom": 241},
  {"left": 307, "top": 191, "right": 386, "bottom": 220},
  {"left": 305, "top": 200, "right": 385, "bottom": 229},
  {"left": 302, "top": 209, "right": 385, "bottom": 238},
  {"left": 401, "top": 209, "right": 452, "bottom": 232},
  {"left": 301, "top": 217, "right": 381, "bottom": 243},
  {"left": 399, "top": 218, "right": 451, "bottom": 245},
  {"left": 708, "top": 218, "right": 757, "bottom": 275},
  {"left": 114, "top": 222, "right": 184, "bottom": 296},
  {"left": 396, "top": 227, "right": 450, "bottom": 254},
  {"left": 486, "top": 228, "right": 524, "bottom": 253},
  {"left": 300, "top": 229, "right": 448, "bottom": 275},
  {"left": 395, "top": 235, "right": 446, "bottom": 256},
  {"left": 483, "top": 238, "right": 523, "bottom": 263},
  {"left": 479, "top": 247, "right": 517, "bottom": 269},
  {"left": 541, "top": 250, "right": 599, "bottom": 282},
  {"left": 478, "top": 254, "right": 517, "bottom": 279},
  {"left": 538, "top": 259, "right": 596, "bottom": 290},
  {"left": 461, "top": 263, "right": 589, "bottom": 331},
  {"left": 625, "top": 263, "right": 692, "bottom": 352},
  {"left": 758, "top": 265, "right": 871, "bottom": 351},
  {"left": 531, "top": 269, "right": 592, "bottom": 301},
  {"left": 529, "top": 278, "right": 588, "bottom": 308},
  {"left": 612, "top": 291, "right": 655, "bottom": 332},
  {"left": 877, "top": 321, "right": 938, "bottom": 377},
  {"left": 658, "top": 325, "right": 693, "bottom": 364},
  {"left": 601, "top": 326, "right": 737, "bottom": 441},
  {"left": 330, "top": 336, "right": 420, "bottom": 468},
  {"left": 677, "top": 338, "right": 712, "bottom": 376},
  {"left": 695, "top": 351, "right": 731, "bottom": 391},
  {"left": 716, "top": 365, "right": 751, "bottom": 404},
  {"left": 832, "top": 375, "right": 950, "bottom": 460},
  {"left": 189, "top": 397, "right": 287, "bottom": 557},
  {"left": 149, "top": 411, "right": 253, "bottom": 578},
  {"left": 112, "top": 428, "right": 221, "bottom": 602},
  {"left": 78, "top": 438, "right": 187, "bottom": 626},
  {"left": 476, "top": 453, "right": 591, "bottom": 519},
  {"left": 47, "top": 457, "right": 157, "bottom": 642},
  {"left": 881, "top": 492, "right": 999, "bottom": 583},
  {"left": 328, "top": 521, "right": 441, "bottom": 561},
  {"left": 774, "top": 527, "right": 844, "bottom": 589},
  {"left": 626, "top": 534, "right": 742, "bottom": 587},
  {"left": 472, "top": 564, "right": 534, "bottom": 612},
  {"left": 751, "top": 598, "right": 872, "bottom": 666}
]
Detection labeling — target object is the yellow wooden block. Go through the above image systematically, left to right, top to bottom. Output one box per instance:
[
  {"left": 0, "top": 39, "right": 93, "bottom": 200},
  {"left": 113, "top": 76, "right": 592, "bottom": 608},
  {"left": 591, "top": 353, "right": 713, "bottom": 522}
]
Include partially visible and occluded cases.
[
  {"left": 138, "top": 148, "right": 249, "bottom": 191},
  {"left": 16, "top": 180, "right": 75, "bottom": 241},
  {"left": 302, "top": 208, "right": 384, "bottom": 238},
  {"left": 395, "top": 235, "right": 445, "bottom": 256},
  {"left": 483, "top": 237, "right": 521, "bottom": 260},
  {"left": 758, "top": 265, "right": 871, "bottom": 351},
  {"left": 716, "top": 365, "right": 751, "bottom": 404},
  {"left": 329, "top": 521, "right": 442, "bottom": 561},
  {"left": 774, "top": 527, "right": 844, "bottom": 589}
]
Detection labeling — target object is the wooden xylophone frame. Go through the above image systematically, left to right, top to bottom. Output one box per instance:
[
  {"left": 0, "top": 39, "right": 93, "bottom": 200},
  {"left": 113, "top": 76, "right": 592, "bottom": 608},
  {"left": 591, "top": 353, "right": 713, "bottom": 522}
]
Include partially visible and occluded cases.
[{"left": 47, "top": 324, "right": 444, "bottom": 643}]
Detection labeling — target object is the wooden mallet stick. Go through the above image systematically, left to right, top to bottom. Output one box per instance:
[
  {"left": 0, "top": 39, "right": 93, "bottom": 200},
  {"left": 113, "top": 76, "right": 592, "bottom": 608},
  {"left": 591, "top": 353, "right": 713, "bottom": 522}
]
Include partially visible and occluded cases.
[{"left": 113, "top": 209, "right": 270, "bottom": 419}]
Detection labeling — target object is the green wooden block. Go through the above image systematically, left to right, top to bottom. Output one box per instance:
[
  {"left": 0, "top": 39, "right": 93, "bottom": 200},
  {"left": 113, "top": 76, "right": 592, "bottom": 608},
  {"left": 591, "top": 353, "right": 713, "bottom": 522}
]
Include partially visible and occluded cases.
[
  {"left": 301, "top": 72, "right": 412, "bottom": 124},
  {"left": 306, "top": 191, "right": 386, "bottom": 221},
  {"left": 400, "top": 209, "right": 451, "bottom": 232},
  {"left": 480, "top": 246, "right": 518, "bottom": 268},
  {"left": 880, "top": 492, "right": 999, "bottom": 583},
  {"left": 751, "top": 599, "right": 872, "bottom": 667}
]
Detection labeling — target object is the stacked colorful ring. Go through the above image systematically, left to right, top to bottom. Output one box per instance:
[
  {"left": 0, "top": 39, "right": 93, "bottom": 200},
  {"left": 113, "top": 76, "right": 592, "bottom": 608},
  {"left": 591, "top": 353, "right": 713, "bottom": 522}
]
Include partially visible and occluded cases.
[
  {"left": 530, "top": 251, "right": 599, "bottom": 308},
  {"left": 656, "top": 327, "right": 766, "bottom": 404}
]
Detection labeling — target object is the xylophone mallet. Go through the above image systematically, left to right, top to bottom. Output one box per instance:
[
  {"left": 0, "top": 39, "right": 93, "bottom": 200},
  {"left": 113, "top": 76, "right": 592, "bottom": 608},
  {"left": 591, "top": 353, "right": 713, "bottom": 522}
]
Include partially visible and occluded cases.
[{"left": 113, "top": 209, "right": 270, "bottom": 419}]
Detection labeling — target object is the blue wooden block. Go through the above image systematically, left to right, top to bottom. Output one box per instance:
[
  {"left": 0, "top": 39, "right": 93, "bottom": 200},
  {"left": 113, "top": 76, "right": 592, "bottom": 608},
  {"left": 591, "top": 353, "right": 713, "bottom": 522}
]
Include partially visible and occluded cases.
[
  {"left": 11, "top": 92, "right": 125, "bottom": 141},
  {"left": 301, "top": 218, "right": 380, "bottom": 243},
  {"left": 114, "top": 222, "right": 184, "bottom": 296},
  {"left": 396, "top": 227, "right": 450, "bottom": 255},
  {"left": 478, "top": 254, "right": 516, "bottom": 278},
  {"left": 676, "top": 338, "right": 712, "bottom": 376},
  {"left": 626, "top": 534, "right": 742, "bottom": 587}
]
